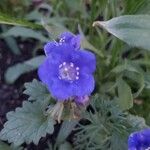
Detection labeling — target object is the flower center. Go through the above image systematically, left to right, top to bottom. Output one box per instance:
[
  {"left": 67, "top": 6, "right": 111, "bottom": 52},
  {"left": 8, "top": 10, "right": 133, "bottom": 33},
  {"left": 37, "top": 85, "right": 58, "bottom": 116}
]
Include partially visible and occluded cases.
[{"left": 58, "top": 62, "right": 80, "bottom": 82}]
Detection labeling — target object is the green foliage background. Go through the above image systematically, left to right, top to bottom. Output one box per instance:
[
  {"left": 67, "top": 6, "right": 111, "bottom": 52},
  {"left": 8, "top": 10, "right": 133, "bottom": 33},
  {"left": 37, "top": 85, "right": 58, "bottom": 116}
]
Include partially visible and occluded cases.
[{"left": 0, "top": 0, "right": 150, "bottom": 149}]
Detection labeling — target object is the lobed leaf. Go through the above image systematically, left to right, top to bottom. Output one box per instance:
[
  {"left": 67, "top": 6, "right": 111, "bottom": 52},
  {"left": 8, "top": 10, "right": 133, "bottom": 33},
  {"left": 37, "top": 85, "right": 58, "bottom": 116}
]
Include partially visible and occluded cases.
[
  {"left": 24, "top": 79, "right": 50, "bottom": 101},
  {"left": 0, "top": 101, "right": 55, "bottom": 146}
]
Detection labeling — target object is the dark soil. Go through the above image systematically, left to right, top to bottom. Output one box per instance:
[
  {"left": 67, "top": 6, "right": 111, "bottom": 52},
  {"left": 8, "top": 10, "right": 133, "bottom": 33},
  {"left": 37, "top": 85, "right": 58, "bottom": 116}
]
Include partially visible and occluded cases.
[{"left": 0, "top": 39, "right": 55, "bottom": 149}]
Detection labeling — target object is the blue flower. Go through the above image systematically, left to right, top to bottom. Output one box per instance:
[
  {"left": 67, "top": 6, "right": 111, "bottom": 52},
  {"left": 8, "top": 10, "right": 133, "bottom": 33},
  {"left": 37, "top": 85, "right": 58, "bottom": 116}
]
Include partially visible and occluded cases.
[
  {"left": 38, "top": 32, "right": 96, "bottom": 101},
  {"left": 128, "top": 128, "right": 150, "bottom": 150}
]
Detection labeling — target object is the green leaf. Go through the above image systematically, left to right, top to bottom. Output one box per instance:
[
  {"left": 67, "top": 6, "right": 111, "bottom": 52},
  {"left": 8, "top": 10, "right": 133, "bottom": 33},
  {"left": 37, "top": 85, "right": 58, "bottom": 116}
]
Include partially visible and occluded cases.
[
  {"left": 124, "top": 0, "right": 150, "bottom": 14},
  {"left": 0, "top": 12, "right": 42, "bottom": 29},
  {"left": 93, "top": 15, "right": 150, "bottom": 50},
  {"left": 42, "top": 19, "right": 67, "bottom": 39},
  {"left": 78, "top": 24, "right": 104, "bottom": 57},
  {"left": 1, "top": 25, "right": 21, "bottom": 55},
  {"left": 3, "top": 26, "right": 49, "bottom": 42},
  {"left": 5, "top": 55, "right": 45, "bottom": 84},
  {"left": 117, "top": 78, "right": 133, "bottom": 110},
  {"left": 24, "top": 79, "right": 50, "bottom": 101},
  {"left": 0, "top": 101, "right": 55, "bottom": 146},
  {"left": 127, "top": 115, "right": 148, "bottom": 129},
  {"left": 56, "top": 120, "right": 78, "bottom": 144},
  {"left": 0, "top": 141, "right": 10, "bottom": 150},
  {"left": 58, "top": 142, "right": 73, "bottom": 150}
]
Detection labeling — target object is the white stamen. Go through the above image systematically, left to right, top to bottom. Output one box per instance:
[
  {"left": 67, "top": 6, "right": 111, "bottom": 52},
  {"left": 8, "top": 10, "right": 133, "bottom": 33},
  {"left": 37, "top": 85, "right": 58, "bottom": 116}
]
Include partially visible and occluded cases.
[
  {"left": 63, "top": 62, "right": 66, "bottom": 65},
  {"left": 70, "top": 62, "right": 74, "bottom": 67},
  {"left": 59, "top": 64, "right": 63, "bottom": 68},
  {"left": 64, "top": 67, "right": 68, "bottom": 71},
  {"left": 76, "top": 67, "right": 79, "bottom": 70},
  {"left": 77, "top": 72, "right": 79, "bottom": 75},
  {"left": 76, "top": 76, "right": 79, "bottom": 80}
]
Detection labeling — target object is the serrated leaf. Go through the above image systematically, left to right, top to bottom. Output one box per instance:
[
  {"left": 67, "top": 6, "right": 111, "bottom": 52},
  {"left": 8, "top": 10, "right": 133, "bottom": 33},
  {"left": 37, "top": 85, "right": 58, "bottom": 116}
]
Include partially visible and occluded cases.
[
  {"left": 93, "top": 15, "right": 150, "bottom": 50},
  {"left": 3, "top": 26, "right": 49, "bottom": 42},
  {"left": 5, "top": 55, "right": 45, "bottom": 84},
  {"left": 117, "top": 78, "right": 133, "bottom": 110},
  {"left": 24, "top": 79, "right": 50, "bottom": 101},
  {"left": 0, "top": 101, "right": 55, "bottom": 146}
]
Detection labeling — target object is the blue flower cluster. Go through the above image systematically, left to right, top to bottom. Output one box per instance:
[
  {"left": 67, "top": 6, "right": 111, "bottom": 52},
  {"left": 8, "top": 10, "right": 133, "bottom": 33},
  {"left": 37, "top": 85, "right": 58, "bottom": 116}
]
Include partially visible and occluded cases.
[
  {"left": 38, "top": 32, "right": 96, "bottom": 103},
  {"left": 128, "top": 128, "right": 150, "bottom": 150}
]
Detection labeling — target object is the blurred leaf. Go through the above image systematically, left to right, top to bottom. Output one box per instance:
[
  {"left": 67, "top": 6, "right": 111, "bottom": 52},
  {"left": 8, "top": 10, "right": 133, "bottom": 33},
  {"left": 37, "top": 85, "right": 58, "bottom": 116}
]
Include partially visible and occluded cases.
[
  {"left": 124, "top": 0, "right": 150, "bottom": 14},
  {"left": 0, "top": 12, "right": 42, "bottom": 29},
  {"left": 93, "top": 15, "right": 150, "bottom": 51},
  {"left": 42, "top": 18, "right": 67, "bottom": 39},
  {"left": 1, "top": 25, "right": 21, "bottom": 55},
  {"left": 78, "top": 25, "right": 104, "bottom": 57},
  {"left": 3, "top": 26, "right": 49, "bottom": 42},
  {"left": 5, "top": 55, "right": 45, "bottom": 84},
  {"left": 144, "top": 72, "right": 150, "bottom": 89},
  {"left": 117, "top": 77, "right": 133, "bottom": 110},
  {"left": 24, "top": 79, "right": 50, "bottom": 101},
  {"left": 0, "top": 101, "right": 55, "bottom": 146},
  {"left": 127, "top": 115, "right": 148, "bottom": 129},
  {"left": 56, "top": 120, "right": 78, "bottom": 144},
  {"left": 0, "top": 141, "right": 10, "bottom": 150},
  {"left": 58, "top": 142, "right": 73, "bottom": 150}
]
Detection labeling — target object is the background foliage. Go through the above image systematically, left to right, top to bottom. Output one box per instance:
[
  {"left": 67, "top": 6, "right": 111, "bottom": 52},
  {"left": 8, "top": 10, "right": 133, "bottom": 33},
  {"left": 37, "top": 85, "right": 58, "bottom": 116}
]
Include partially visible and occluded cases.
[{"left": 0, "top": 0, "right": 150, "bottom": 149}]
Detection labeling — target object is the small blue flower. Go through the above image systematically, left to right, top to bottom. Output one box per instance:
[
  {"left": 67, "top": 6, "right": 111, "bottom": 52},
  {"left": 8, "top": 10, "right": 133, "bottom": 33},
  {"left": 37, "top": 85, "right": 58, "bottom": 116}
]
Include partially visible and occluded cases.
[
  {"left": 38, "top": 32, "right": 96, "bottom": 101},
  {"left": 128, "top": 128, "right": 150, "bottom": 150}
]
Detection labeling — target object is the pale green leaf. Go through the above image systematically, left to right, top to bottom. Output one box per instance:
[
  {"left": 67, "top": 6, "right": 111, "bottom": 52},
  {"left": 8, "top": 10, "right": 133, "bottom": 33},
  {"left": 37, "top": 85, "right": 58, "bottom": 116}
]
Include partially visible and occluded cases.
[
  {"left": 0, "top": 12, "right": 42, "bottom": 29},
  {"left": 93, "top": 15, "right": 150, "bottom": 50},
  {"left": 78, "top": 24, "right": 104, "bottom": 57},
  {"left": 1, "top": 25, "right": 21, "bottom": 55},
  {"left": 3, "top": 26, "right": 49, "bottom": 42},
  {"left": 5, "top": 55, "right": 45, "bottom": 84},
  {"left": 117, "top": 78, "right": 133, "bottom": 110},
  {"left": 24, "top": 79, "right": 50, "bottom": 101},
  {"left": 0, "top": 101, "right": 55, "bottom": 146},
  {"left": 127, "top": 115, "right": 148, "bottom": 129},
  {"left": 56, "top": 120, "right": 78, "bottom": 144},
  {"left": 0, "top": 141, "right": 10, "bottom": 150},
  {"left": 58, "top": 142, "right": 73, "bottom": 150}
]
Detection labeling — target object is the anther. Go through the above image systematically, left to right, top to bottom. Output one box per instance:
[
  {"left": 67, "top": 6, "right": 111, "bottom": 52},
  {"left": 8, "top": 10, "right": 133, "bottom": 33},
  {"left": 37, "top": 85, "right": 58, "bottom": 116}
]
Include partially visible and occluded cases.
[
  {"left": 63, "top": 62, "right": 66, "bottom": 65},
  {"left": 70, "top": 62, "right": 74, "bottom": 67},
  {"left": 59, "top": 64, "right": 63, "bottom": 68},
  {"left": 76, "top": 67, "right": 79, "bottom": 70},
  {"left": 64, "top": 68, "right": 68, "bottom": 71},
  {"left": 76, "top": 76, "right": 79, "bottom": 80}
]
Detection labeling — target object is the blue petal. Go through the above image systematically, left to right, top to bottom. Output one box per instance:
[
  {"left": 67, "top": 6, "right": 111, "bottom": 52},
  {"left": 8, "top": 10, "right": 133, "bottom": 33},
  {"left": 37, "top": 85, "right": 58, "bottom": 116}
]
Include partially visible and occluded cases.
[
  {"left": 59, "top": 32, "right": 81, "bottom": 50},
  {"left": 59, "top": 32, "right": 74, "bottom": 41},
  {"left": 71, "top": 34, "right": 81, "bottom": 50},
  {"left": 44, "top": 41, "right": 57, "bottom": 56},
  {"left": 70, "top": 49, "right": 96, "bottom": 74},
  {"left": 38, "top": 57, "right": 59, "bottom": 85},
  {"left": 72, "top": 73, "right": 95, "bottom": 96},
  {"left": 48, "top": 78, "right": 73, "bottom": 100},
  {"left": 128, "top": 132, "right": 139, "bottom": 149}
]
